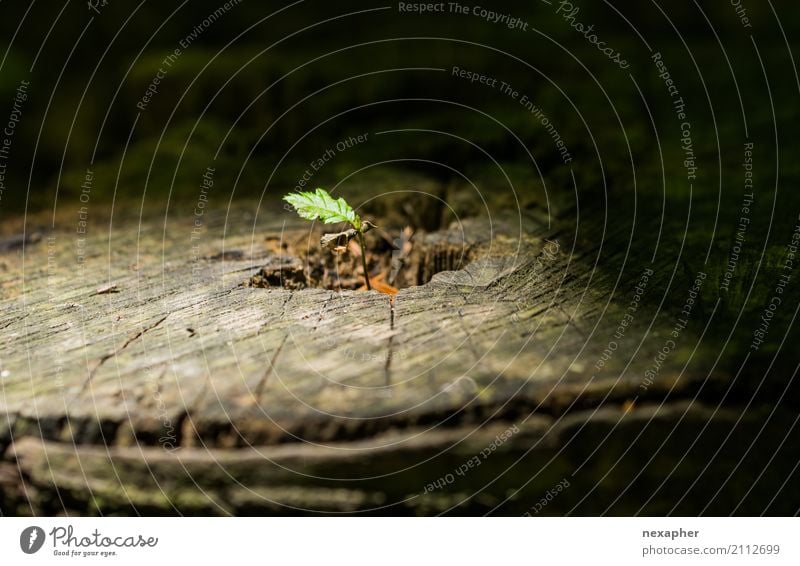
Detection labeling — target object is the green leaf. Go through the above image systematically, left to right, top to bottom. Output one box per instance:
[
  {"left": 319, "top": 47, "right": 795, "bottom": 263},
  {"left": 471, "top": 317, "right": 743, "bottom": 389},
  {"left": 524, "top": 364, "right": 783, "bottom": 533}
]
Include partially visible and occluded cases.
[{"left": 283, "top": 188, "right": 361, "bottom": 229}]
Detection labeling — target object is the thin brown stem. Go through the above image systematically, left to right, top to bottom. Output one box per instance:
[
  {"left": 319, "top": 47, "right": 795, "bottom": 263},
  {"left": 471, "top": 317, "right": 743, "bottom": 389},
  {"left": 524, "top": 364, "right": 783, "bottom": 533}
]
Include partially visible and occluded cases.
[{"left": 357, "top": 231, "right": 372, "bottom": 290}]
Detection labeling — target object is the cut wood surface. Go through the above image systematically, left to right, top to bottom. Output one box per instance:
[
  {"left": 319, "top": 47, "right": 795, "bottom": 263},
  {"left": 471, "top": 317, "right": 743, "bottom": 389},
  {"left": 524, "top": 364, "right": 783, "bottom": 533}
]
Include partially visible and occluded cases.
[{"left": 0, "top": 191, "right": 797, "bottom": 516}]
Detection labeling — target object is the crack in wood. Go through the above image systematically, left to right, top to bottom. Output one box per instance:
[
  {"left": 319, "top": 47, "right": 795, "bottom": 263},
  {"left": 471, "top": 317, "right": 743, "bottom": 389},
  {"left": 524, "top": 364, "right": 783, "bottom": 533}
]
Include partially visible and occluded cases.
[
  {"left": 226, "top": 263, "right": 270, "bottom": 275},
  {"left": 257, "top": 293, "right": 293, "bottom": 335},
  {"left": 311, "top": 295, "right": 333, "bottom": 332},
  {"left": 384, "top": 296, "right": 396, "bottom": 387},
  {"left": 556, "top": 304, "right": 588, "bottom": 340},
  {"left": 456, "top": 308, "right": 483, "bottom": 363},
  {"left": 0, "top": 314, "right": 28, "bottom": 331},
  {"left": 73, "top": 314, "right": 170, "bottom": 403},
  {"left": 119, "top": 315, "right": 169, "bottom": 352},
  {"left": 254, "top": 333, "right": 288, "bottom": 404}
]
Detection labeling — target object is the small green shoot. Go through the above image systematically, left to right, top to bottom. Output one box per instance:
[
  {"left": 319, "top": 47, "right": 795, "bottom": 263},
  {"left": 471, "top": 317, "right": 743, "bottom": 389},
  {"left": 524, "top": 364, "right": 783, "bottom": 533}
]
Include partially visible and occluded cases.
[{"left": 283, "top": 188, "right": 375, "bottom": 290}]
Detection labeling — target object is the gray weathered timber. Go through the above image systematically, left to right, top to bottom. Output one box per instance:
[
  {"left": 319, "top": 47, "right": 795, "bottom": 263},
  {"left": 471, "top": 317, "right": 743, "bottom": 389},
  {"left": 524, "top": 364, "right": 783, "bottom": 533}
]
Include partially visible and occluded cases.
[{"left": 0, "top": 200, "right": 795, "bottom": 515}]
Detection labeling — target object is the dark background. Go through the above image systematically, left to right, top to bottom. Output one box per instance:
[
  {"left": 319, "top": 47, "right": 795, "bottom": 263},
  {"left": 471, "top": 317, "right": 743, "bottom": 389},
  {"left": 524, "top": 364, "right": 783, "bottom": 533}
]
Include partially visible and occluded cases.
[{"left": 0, "top": 1, "right": 796, "bottom": 212}]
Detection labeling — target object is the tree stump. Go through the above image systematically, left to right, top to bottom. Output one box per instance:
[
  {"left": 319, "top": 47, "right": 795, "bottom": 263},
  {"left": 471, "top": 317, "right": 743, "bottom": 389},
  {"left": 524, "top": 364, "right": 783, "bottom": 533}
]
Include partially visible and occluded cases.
[{"left": 1, "top": 188, "right": 797, "bottom": 516}]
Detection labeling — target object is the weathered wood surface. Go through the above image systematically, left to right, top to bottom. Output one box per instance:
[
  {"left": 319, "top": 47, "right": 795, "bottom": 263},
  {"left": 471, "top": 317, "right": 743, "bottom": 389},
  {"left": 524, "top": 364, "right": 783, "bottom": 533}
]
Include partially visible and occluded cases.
[{"left": 0, "top": 190, "right": 797, "bottom": 515}]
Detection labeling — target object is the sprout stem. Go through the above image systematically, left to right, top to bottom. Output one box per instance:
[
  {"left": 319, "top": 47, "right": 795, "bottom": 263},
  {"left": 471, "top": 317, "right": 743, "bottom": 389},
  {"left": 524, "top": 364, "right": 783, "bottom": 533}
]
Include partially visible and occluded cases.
[{"left": 357, "top": 231, "right": 372, "bottom": 290}]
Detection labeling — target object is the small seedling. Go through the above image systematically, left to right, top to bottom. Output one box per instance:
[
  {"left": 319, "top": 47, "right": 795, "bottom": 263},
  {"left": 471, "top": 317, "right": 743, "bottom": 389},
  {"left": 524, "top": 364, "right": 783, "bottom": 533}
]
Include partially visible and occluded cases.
[{"left": 283, "top": 188, "right": 376, "bottom": 290}]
